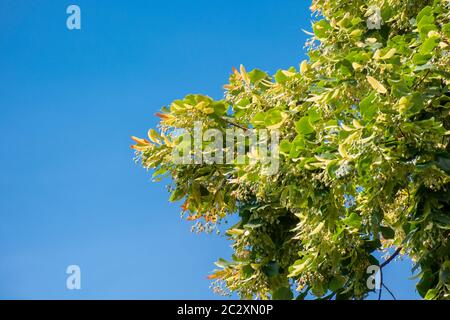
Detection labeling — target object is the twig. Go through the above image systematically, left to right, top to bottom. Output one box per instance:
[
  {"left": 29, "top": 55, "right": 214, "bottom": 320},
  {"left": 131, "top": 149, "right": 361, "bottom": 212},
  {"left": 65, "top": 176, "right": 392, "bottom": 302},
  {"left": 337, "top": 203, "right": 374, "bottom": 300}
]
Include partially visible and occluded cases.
[
  {"left": 221, "top": 117, "right": 249, "bottom": 131},
  {"left": 398, "top": 126, "right": 406, "bottom": 139},
  {"left": 376, "top": 188, "right": 409, "bottom": 300},
  {"left": 378, "top": 246, "right": 402, "bottom": 300},
  {"left": 380, "top": 246, "right": 402, "bottom": 268},
  {"left": 378, "top": 267, "right": 383, "bottom": 300},
  {"left": 382, "top": 283, "right": 397, "bottom": 300}
]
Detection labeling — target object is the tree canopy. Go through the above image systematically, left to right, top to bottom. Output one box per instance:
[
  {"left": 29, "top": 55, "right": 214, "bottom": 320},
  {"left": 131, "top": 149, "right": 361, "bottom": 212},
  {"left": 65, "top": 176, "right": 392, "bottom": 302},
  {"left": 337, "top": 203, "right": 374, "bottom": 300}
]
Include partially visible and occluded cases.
[{"left": 132, "top": 0, "right": 450, "bottom": 300}]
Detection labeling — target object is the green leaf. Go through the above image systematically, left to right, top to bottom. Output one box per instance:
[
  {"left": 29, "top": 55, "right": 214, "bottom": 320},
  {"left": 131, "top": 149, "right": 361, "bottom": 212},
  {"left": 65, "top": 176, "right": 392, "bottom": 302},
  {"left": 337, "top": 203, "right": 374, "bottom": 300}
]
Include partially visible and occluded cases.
[
  {"left": 416, "top": 6, "right": 433, "bottom": 25},
  {"left": 417, "top": 10, "right": 436, "bottom": 38},
  {"left": 313, "top": 20, "right": 331, "bottom": 39},
  {"left": 418, "top": 22, "right": 437, "bottom": 39},
  {"left": 443, "top": 23, "right": 450, "bottom": 38},
  {"left": 419, "top": 37, "right": 438, "bottom": 55},
  {"left": 412, "top": 53, "right": 432, "bottom": 65},
  {"left": 414, "top": 63, "right": 433, "bottom": 72},
  {"left": 248, "top": 68, "right": 269, "bottom": 83},
  {"left": 274, "top": 69, "right": 293, "bottom": 84},
  {"left": 389, "top": 80, "right": 410, "bottom": 98},
  {"left": 359, "top": 92, "right": 377, "bottom": 120},
  {"left": 406, "top": 92, "right": 424, "bottom": 115},
  {"left": 212, "top": 101, "right": 227, "bottom": 116},
  {"left": 308, "top": 108, "right": 321, "bottom": 123},
  {"left": 265, "top": 109, "right": 283, "bottom": 127},
  {"left": 250, "top": 112, "right": 266, "bottom": 127},
  {"left": 295, "top": 116, "right": 315, "bottom": 135},
  {"left": 289, "top": 137, "right": 305, "bottom": 158},
  {"left": 279, "top": 140, "right": 292, "bottom": 153},
  {"left": 436, "top": 156, "right": 450, "bottom": 173},
  {"left": 326, "top": 160, "right": 339, "bottom": 178},
  {"left": 152, "top": 167, "right": 167, "bottom": 179},
  {"left": 170, "top": 188, "right": 185, "bottom": 202},
  {"left": 343, "top": 212, "right": 362, "bottom": 229},
  {"left": 433, "top": 213, "right": 450, "bottom": 227},
  {"left": 380, "top": 226, "right": 395, "bottom": 239},
  {"left": 262, "top": 261, "right": 280, "bottom": 278},
  {"left": 439, "top": 261, "right": 450, "bottom": 284},
  {"left": 241, "top": 264, "right": 254, "bottom": 279},
  {"left": 417, "top": 270, "right": 435, "bottom": 298},
  {"left": 329, "top": 275, "right": 346, "bottom": 292},
  {"left": 311, "top": 282, "right": 326, "bottom": 297},
  {"left": 272, "top": 287, "right": 293, "bottom": 300},
  {"left": 424, "top": 288, "right": 439, "bottom": 300},
  {"left": 296, "top": 289, "right": 309, "bottom": 300}
]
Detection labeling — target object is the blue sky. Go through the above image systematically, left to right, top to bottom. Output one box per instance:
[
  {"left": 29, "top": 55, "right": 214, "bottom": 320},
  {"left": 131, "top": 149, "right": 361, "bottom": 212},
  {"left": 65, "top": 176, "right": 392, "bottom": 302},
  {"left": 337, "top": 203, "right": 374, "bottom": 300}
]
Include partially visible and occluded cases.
[{"left": 0, "top": 0, "right": 419, "bottom": 299}]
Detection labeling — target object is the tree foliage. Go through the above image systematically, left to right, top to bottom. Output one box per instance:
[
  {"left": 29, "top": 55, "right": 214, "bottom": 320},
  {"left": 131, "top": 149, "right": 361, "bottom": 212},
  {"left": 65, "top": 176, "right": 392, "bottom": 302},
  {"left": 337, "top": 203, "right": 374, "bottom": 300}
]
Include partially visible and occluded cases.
[{"left": 132, "top": 0, "right": 450, "bottom": 299}]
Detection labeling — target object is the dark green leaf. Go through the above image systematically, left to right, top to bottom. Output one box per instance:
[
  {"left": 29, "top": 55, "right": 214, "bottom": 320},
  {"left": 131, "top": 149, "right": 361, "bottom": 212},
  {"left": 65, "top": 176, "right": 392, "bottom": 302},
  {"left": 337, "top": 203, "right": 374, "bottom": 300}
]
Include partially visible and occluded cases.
[
  {"left": 380, "top": 226, "right": 395, "bottom": 239},
  {"left": 272, "top": 287, "right": 293, "bottom": 300}
]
